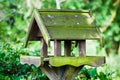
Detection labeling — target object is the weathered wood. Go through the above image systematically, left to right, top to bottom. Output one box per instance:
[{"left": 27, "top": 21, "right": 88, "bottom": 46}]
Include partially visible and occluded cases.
[
  {"left": 23, "top": 9, "right": 105, "bottom": 80},
  {"left": 25, "top": 10, "right": 102, "bottom": 47},
  {"left": 34, "top": 10, "right": 51, "bottom": 45},
  {"left": 25, "top": 18, "right": 42, "bottom": 47},
  {"left": 48, "top": 27, "right": 101, "bottom": 40},
  {"left": 40, "top": 39, "right": 47, "bottom": 57},
  {"left": 54, "top": 40, "right": 61, "bottom": 56},
  {"left": 54, "top": 40, "right": 62, "bottom": 79},
  {"left": 78, "top": 40, "right": 86, "bottom": 56},
  {"left": 64, "top": 41, "right": 71, "bottom": 56},
  {"left": 20, "top": 56, "right": 41, "bottom": 67},
  {"left": 20, "top": 56, "right": 105, "bottom": 67},
  {"left": 20, "top": 56, "right": 105, "bottom": 80},
  {"left": 49, "top": 56, "right": 105, "bottom": 67},
  {"left": 40, "top": 63, "right": 58, "bottom": 80},
  {"left": 61, "top": 66, "right": 83, "bottom": 80},
  {"left": 62, "top": 66, "right": 76, "bottom": 80},
  {"left": 71, "top": 66, "right": 84, "bottom": 80}
]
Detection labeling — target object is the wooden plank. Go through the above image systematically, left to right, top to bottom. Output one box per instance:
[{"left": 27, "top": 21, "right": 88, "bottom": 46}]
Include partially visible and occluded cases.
[
  {"left": 34, "top": 10, "right": 51, "bottom": 45},
  {"left": 25, "top": 17, "right": 35, "bottom": 47},
  {"left": 47, "top": 27, "right": 101, "bottom": 40},
  {"left": 40, "top": 39, "right": 47, "bottom": 57},
  {"left": 54, "top": 40, "right": 61, "bottom": 56},
  {"left": 54, "top": 40, "right": 62, "bottom": 79},
  {"left": 78, "top": 40, "right": 86, "bottom": 56},
  {"left": 64, "top": 41, "right": 71, "bottom": 56},
  {"left": 20, "top": 56, "right": 41, "bottom": 67},
  {"left": 20, "top": 56, "right": 105, "bottom": 67},
  {"left": 49, "top": 56, "right": 105, "bottom": 67},
  {"left": 40, "top": 63, "right": 58, "bottom": 80}
]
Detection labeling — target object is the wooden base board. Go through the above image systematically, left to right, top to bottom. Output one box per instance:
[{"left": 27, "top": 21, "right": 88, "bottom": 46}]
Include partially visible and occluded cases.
[{"left": 20, "top": 56, "right": 105, "bottom": 80}]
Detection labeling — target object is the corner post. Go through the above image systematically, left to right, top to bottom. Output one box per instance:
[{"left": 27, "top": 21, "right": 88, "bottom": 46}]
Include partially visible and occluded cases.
[
  {"left": 40, "top": 38, "right": 47, "bottom": 57},
  {"left": 54, "top": 40, "right": 61, "bottom": 56},
  {"left": 64, "top": 40, "right": 71, "bottom": 56},
  {"left": 78, "top": 40, "right": 86, "bottom": 56}
]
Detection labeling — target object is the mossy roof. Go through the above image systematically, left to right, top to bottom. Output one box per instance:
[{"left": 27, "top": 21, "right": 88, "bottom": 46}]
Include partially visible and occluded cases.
[{"left": 25, "top": 9, "right": 102, "bottom": 46}]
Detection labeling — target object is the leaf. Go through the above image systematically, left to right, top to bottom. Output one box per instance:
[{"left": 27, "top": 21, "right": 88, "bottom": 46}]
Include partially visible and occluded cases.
[{"left": 87, "top": 68, "right": 97, "bottom": 78}]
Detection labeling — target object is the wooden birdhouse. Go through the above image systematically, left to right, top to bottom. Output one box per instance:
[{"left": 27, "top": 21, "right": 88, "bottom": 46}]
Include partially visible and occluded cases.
[{"left": 21, "top": 10, "right": 105, "bottom": 80}]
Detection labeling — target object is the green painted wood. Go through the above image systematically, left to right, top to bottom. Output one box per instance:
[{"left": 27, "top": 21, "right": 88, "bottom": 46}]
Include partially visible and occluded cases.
[
  {"left": 34, "top": 10, "right": 51, "bottom": 45},
  {"left": 49, "top": 56, "right": 105, "bottom": 67}
]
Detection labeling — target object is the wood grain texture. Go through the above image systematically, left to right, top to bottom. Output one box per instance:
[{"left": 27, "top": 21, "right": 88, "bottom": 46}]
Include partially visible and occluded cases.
[
  {"left": 25, "top": 9, "right": 102, "bottom": 47},
  {"left": 34, "top": 10, "right": 51, "bottom": 45},
  {"left": 48, "top": 27, "right": 101, "bottom": 40},
  {"left": 40, "top": 39, "right": 47, "bottom": 57},
  {"left": 54, "top": 40, "right": 61, "bottom": 56},
  {"left": 78, "top": 40, "right": 86, "bottom": 56},
  {"left": 20, "top": 56, "right": 41, "bottom": 67},
  {"left": 20, "top": 56, "right": 105, "bottom": 80},
  {"left": 49, "top": 56, "right": 105, "bottom": 67},
  {"left": 40, "top": 63, "right": 58, "bottom": 80},
  {"left": 62, "top": 66, "right": 76, "bottom": 80}
]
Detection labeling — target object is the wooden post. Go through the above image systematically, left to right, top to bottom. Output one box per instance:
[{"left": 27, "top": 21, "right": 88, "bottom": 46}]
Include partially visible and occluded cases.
[
  {"left": 40, "top": 39, "right": 47, "bottom": 57},
  {"left": 40, "top": 39, "right": 59, "bottom": 80},
  {"left": 54, "top": 40, "right": 61, "bottom": 56},
  {"left": 54, "top": 40, "right": 63, "bottom": 80},
  {"left": 62, "top": 40, "right": 86, "bottom": 80},
  {"left": 78, "top": 40, "right": 86, "bottom": 56},
  {"left": 64, "top": 41, "right": 71, "bottom": 56},
  {"left": 40, "top": 64, "right": 58, "bottom": 80}
]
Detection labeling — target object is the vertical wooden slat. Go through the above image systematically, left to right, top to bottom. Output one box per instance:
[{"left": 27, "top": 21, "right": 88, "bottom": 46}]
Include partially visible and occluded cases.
[
  {"left": 40, "top": 39, "right": 47, "bottom": 57},
  {"left": 54, "top": 40, "right": 61, "bottom": 56},
  {"left": 54, "top": 40, "right": 63, "bottom": 80},
  {"left": 78, "top": 40, "right": 86, "bottom": 56},
  {"left": 63, "top": 41, "right": 73, "bottom": 80},
  {"left": 64, "top": 41, "right": 71, "bottom": 56}
]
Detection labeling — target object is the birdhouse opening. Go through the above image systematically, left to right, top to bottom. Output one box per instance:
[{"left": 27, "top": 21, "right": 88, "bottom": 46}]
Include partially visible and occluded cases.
[{"left": 39, "top": 39, "right": 86, "bottom": 57}]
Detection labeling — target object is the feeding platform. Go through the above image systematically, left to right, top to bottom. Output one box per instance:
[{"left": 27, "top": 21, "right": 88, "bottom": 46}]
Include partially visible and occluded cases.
[{"left": 21, "top": 9, "right": 105, "bottom": 80}]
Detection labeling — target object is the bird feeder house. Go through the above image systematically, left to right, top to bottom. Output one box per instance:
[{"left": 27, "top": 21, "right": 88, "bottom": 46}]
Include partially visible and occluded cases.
[{"left": 21, "top": 10, "right": 105, "bottom": 80}]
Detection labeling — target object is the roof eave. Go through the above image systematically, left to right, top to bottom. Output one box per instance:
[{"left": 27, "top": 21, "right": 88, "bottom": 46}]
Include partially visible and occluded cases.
[
  {"left": 34, "top": 9, "right": 51, "bottom": 45},
  {"left": 24, "top": 16, "right": 35, "bottom": 47}
]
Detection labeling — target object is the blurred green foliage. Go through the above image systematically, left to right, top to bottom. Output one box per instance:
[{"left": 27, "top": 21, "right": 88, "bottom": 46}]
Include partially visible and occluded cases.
[
  {"left": 0, "top": 0, "right": 120, "bottom": 79},
  {"left": 0, "top": 0, "right": 119, "bottom": 54},
  {"left": 0, "top": 42, "right": 48, "bottom": 80}
]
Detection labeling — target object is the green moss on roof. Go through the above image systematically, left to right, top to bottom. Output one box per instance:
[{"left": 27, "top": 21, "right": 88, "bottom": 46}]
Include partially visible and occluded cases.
[{"left": 25, "top": 10, "right": 102, "bottom": 46}]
